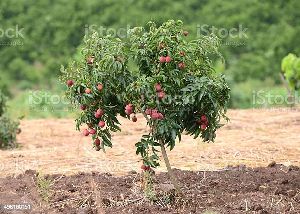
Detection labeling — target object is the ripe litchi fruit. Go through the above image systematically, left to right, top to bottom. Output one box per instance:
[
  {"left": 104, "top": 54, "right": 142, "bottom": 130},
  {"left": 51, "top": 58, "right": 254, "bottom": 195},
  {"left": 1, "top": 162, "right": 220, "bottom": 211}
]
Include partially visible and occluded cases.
[
  {"left": 179, "top": 51, "right": 185, "bottom": 56},
  {"left": 159, "top": 56, "right": 166, "bottom": 63},
  {"left": 165, "top": 56, "right": 172, "bottom": 63},
  {"left": 178, "top": 62, "right": 186, "bottom": 70},
  {"left": 67, "top": 80, "right": 74, "bottom": 87},
  {"left": 155, "top": 83, "right": 162, "bottom": 92},
  {"left": 97, "top": 84, "right": 103, "bottom": 91},
  {"left": 85, "top": 88, "right": 91, "bottom": 94},
  {"left": 158, "top": 91, "right": 165, "bottom": 99},
  {"left": 125, "top": 103, "right": 133, "bottom": 110},
  {"left": 125, "top": 104, "right": 134, "bottom": 115},
  {"left": 80, "top": 105, "right": 87, "bottom": 111},
  {"left": 145, "top": 108, "right": 152, "bottom": 115},
  {"left": 95, "top": 109, "right": 104, "bottom": 118},
  {"left": 97, "top": 109, "right": 104, "bottom": 116},
  {"left": 125, "top": 109, "right": 133, "bottom": 115},
  {"left": 151, "top": 112, "right": 160, "bottom": 120},
  {"left": 158, "top": 113, "right": 164, "bottom": 120},
  {"left": 201, "top": 115, "right": 207, "bottom": 122},
  {"left": 98, "top": 121, "right": 105, "bottom": 128},
  {"left": 201, "top": 124, "right": 207, "bottom": 130},
  {"left": 83, "top": 129, "right": 89, "bottom": 136},
  {"left": 89, "top": 129, "right": 96, "bottom": 135},
  {"left": 95, "top": 138, "right": 101, "bottom": 146}
]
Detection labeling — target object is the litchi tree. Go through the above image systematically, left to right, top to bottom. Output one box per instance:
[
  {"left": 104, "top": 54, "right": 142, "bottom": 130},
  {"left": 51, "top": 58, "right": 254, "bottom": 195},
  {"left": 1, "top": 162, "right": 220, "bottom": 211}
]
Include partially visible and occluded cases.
[{"left": 61, "top": 20, "right": 230, "bottom": 192}]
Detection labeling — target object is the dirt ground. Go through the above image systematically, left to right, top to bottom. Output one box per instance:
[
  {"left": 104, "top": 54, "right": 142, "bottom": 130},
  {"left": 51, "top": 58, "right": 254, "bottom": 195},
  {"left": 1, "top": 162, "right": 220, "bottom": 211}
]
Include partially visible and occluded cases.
[
  {"left": 0, "top": 108, "right": 300, "bottom": 213},
  {"left": 0, "top": 109, "right": 299, "bottom": 177},
  {"left": 0, "top": 164, "right": 299, "bottom": 213}
]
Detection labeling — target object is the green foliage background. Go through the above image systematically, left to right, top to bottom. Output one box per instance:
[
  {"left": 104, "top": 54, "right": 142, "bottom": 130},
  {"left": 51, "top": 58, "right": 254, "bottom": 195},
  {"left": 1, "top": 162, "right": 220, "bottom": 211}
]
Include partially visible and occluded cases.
[{"left": 0, "top": 0, "right": 299, "bottom": 118}]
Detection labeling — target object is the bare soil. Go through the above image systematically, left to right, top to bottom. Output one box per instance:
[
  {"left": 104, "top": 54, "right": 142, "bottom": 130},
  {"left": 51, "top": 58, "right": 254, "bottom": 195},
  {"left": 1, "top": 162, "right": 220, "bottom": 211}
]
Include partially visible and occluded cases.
[
  {"left": 0, "top": 109, "right": 299, "bottom": 177},
  {"left": 0, "top": 109, "right": 300, "bottom": 213},
  {"left": 0, "top": 164, "right": 299, "bottom": 213}
]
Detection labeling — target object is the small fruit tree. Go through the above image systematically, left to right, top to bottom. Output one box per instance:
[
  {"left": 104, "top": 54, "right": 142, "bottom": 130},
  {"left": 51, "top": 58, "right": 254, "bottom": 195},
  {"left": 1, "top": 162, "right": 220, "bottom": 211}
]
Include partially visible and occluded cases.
[{"left": 61, "top": 20, "right": 230, "bottom": 191}]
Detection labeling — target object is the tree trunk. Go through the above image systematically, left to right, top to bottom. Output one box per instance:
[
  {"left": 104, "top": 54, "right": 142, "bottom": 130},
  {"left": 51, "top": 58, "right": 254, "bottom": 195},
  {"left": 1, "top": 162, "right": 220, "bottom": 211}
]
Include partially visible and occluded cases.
[
  {"left": 141, "top": 110, "right": 182, "bottom": 193},
  {"left": 159, "top": 139, "right": 181, "bottom": 193}
]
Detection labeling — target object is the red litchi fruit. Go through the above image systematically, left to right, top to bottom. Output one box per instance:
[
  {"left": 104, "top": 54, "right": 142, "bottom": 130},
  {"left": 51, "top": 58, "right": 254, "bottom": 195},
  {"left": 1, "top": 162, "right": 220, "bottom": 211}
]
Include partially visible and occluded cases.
[
  {"left": 159, "top": 56, "right": 166, "bottom": 63},
  {"left": 165, "top": 56, "right": 171, "bottom": 63},
  {"left": 178, "top": 62, "right": 186, "bottom": 70},
  {"left": 66, "top": 80, "right": 74, "bottom": 87},
  {"left": 155, "top": 83, "right": 162, "bottom": 92},
  {"left": 97, "top": 84, "right": 103, "bottom": 91},
  {"left": 85, "top": 88, "right": 91, "bottom": 94},
  {"left": 98, "top": 121, "right": 105, "bottom": 128},
  {"left": 83, "top": 129, "right": 90, "bottom": 136},
  {"left": 89, "top": 129, "right": 96, "bottom": 135},
  {"left": 94, "top": 138, "right": 101, "bottom": 146}
]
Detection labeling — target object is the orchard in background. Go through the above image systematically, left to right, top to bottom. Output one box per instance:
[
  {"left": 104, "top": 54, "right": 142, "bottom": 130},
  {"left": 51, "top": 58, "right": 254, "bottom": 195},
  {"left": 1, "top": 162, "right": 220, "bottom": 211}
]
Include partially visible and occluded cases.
[{"left": 61, "top": 20, "right": 230, "bottom": 191}]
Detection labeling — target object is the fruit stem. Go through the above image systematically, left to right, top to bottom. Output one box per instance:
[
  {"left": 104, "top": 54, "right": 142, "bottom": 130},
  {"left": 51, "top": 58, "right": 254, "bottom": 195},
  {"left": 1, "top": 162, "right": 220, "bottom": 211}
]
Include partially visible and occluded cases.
[{"left": 159, "top": 139, "right": 182, "bottom": 193}]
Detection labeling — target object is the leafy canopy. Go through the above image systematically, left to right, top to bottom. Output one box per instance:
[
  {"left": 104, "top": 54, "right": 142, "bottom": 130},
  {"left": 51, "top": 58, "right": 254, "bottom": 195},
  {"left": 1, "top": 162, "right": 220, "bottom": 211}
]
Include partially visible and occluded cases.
[{"left": 61, "top": 20, "right": 230, "bottom": 168}]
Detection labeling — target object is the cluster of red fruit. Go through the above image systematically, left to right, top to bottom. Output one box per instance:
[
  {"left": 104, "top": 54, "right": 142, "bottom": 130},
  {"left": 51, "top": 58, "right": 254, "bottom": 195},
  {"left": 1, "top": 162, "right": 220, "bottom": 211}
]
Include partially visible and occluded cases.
[
  {"left": 158, "top": 30, "right": 187, "bottom": 71},
  {"left": 159, "top": 51, "right": 185, "bottom": 70},
  {"left": 159, "top": 55, "right": 172, "bottom": 63},
  {"left": 159, "top": 55, "right": 186, "bottom": 70},
  {"left": 66, "top": 76, "right": 107, "bottom": 150},
  {"left": 83, "top": 83, "right": 103, "bottom": 95},
  {"left": 155, "top": 83, "right": 165, "bottom": 100},
  {"left": 125, "top": 104, "right": 137, "bottom": 122},
  {"left": 81, "top": 108, "right": 105, "bottom": 150},
  {"left": 145, "top": 108, "right": 164, "bottom": 120},
  {"left": 81, "top": 109, "right": 106, "bottom": 137},
  {"left": 197, "top": 115, "right": 209, "bottom": 130},
  {"left": 82, "top": 126, "right": 101, "bottom": 150},
  {"left": 83, "top": 127, "right": 96, "bottom": 136},
  {"left": 82, "top": 131, "right": 102, "bottom": 150}
]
